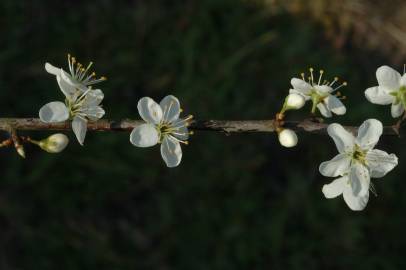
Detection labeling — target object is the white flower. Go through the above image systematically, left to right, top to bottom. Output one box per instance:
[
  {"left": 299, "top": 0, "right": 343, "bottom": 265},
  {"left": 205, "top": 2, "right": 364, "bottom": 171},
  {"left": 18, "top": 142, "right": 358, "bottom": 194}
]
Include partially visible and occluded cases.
[
  {"left": 39, "top": 56, "right": 106, "bottom": 145},
  {"left": 365, "top": 65, "right": 406, "bottom": 118},
  {"left": 290, "top": 68, "right": 347, "bottom": 117},
  {"left": 130, "top": 95, "right": 193, "bottom": 168},
  {"left": 319, "top": 119, "right": 398, "bottom": 211},
  {"left": 278, "top": 129, "right": 298, "bottom": 148},
  {"left": 37, "top": 133, "right": 69, "bottom": 153}
]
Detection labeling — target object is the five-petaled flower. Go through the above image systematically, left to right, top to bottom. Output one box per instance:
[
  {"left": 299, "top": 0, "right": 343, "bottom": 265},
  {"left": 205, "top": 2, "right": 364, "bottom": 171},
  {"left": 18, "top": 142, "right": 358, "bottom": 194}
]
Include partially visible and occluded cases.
[
  {"left": 39, "top": 55, "right": 106, "bottom": 145},
  {"left": 365, "top": 65, "right": 406, "bottom": 118},
  {"left": 290, "top": 68, "right": 347, "bottom": 118},
  {"left": 130, "top": 95, "right": 193, "bottom": 168},
  {"left": 319, "top": 119, "right": 398, "bottom": 211}
]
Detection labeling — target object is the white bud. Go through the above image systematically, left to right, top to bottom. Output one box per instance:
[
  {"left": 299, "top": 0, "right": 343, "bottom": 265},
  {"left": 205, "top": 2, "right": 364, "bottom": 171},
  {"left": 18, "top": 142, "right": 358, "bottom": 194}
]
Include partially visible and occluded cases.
[
  {"left": 285, "top": 93, "right": 305, "bottom": 110},
  {"left": 278, "top": 129, "right": 298, "bottom": 148},
  {"left": 39, "top": 133, "right": 69, "bottom": 153}
]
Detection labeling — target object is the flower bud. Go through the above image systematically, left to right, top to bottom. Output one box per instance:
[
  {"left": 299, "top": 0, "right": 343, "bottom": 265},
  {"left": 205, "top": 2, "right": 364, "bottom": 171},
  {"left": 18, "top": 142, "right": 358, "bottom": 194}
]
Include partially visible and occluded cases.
[
  {"left": 285, "top": 93, "right": 305, "bottom": 110},
  {"left": 278, "top": 129, "right": 298, "bottom": 148},
  {"left": 38, "top": 133, "right": 69, "bottom": 153}
]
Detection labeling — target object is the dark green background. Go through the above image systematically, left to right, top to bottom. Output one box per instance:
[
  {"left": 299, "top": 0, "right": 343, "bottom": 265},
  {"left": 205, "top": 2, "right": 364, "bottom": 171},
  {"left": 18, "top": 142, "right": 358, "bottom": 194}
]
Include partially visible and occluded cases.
[{"left": 0, "top": 1, "right": 405, "bottom": 269}]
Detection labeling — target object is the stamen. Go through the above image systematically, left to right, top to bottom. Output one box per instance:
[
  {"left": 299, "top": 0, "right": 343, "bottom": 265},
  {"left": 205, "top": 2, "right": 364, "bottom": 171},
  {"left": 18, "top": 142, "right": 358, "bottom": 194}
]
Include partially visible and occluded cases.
[
  {"left": 309, "top": 68, "right": 314, "bottom": 85},
  {"left": 318, "top": 70, "right": 324, "bottom": 85},
  {"left": 300, "top": 72, "right": 305, "bottom": 81},
  {"left": 329, "top": 77, "right": 338, "bottom": 87},
  {"left": 333, "top": 82, "right": 347, "bottom": 92}
]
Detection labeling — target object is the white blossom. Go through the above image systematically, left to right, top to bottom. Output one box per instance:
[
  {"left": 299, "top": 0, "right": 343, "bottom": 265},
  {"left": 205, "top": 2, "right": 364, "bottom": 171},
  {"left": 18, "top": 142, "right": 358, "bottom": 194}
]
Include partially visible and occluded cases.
[
  {"left": 39, "top": 56, "right": 106, "bottom": 145},
  {"left": 365, "top": 65, "right": 406, "bottom": 118},
  {"left": 290, "top": 68, "right": 347, "bottom": 117},
  {"left": 130, "top": 95, "right": 193, "bottom": 168},
  {"left": 319, "top": 119, "right": 398, "bottom": 211},
  {"left": 278, "top": 129, "right": 298, "bottom": 148}
]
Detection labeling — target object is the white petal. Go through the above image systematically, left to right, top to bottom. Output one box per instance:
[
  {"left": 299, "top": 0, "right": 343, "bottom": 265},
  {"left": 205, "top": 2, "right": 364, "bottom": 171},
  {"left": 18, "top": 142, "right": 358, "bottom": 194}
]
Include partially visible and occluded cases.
[
  {"left": 45, "top": 63, "right": 61, "bottom": 76},
  {"left": 376, "top": 65, "right": 401, "bottom": 90},
  {"left": 60, "top": 69, "right": 87, "bottom": 92},
  {"left": 57, "top": 73, "right": 77, "bottom": 98},
  {"left": 401, "top": 74, "right": 406, "bottom": 87},
  {"left": 290, "top": 78, "right": 312, "bottom": 95},
  {"left": 314, "top": 85, "right": 333, "bottom": 93},
  {"left": 365, "top": 86, "right": 394, "bottom": 105},
  {"left": 82, "top": 89, "right": 104, "bottom": 107},
  {"left": 289, "top": 89, "right": 311, "bottom": 101},
  {"left": 160, "top": 95, "right": 181, "bottom": 123},
  {"left": 325, "top": 95, "right": 346, "bottom": 115},
  {"left": 137, "top": 97, "right": 163, "bottom": 124},
  {"left": 39, "top": 101, "right": 69, "bottom": 123},
  {"left": 317, "top": 102, "right": 332, "bottom": 118},
  {"left": 391, "top": 102, "right": 404, "bottom": 118},
  {"left": 81, "top": 106, "right": 105, "bottom": 121},
  {"left": 72, "top": 116, "right": 88, "bottom": 145},
  {"left": 170, "top": 119, "right": 189, "bottom": 141},
  {"left": 355, "top": 119, "right": 382, "bottom": 150},
  {"left": 130, "top": 123, "right": 159, "bottom": 148},
  {"left": 327, "top": 123, "right": 355, "bottom": 154},
  {"left": 160, "top": 136, "right": 182, "bottom": 168},
  {"left": 366, "top": 149, "right": 398, "bottom": 178},
  {"left": 319, "top": 153, "right": 351, "bottom": 177},
  {"left": 350, "top": 163, "right": 370, "bottom": 197},
  {"left": 322, "top": 176, "right": 347, "bottom": 199},
  {"left": 343, "top": 188, "right": 369, "bottom": 211}
]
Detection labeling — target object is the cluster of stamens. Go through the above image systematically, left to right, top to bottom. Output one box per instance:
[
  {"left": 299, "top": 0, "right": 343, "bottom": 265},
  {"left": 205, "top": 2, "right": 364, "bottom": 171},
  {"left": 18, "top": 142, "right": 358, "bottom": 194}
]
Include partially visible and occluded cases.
[
  {"left": 67, "top": 54, "right": 107, "bottom": 86},
  {"left": 301, "top": 68, "right": 348, "bottom": 100},
  {"left": 157, "top": 101, "right": 194, "bottom": 144}
]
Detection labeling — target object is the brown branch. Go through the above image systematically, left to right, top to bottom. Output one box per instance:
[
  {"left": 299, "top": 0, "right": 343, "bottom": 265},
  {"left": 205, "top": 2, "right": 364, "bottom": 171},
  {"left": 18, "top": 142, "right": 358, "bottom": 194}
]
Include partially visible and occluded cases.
[{"left": 0, "top": 118, "right": 402, "bottom": 136}]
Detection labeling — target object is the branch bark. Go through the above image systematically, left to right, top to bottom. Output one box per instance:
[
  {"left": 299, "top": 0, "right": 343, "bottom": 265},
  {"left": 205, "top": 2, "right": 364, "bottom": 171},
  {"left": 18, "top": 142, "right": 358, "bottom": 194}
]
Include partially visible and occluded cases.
[{"left": 0, "top": 118, "right": 402, "bottom": 136}]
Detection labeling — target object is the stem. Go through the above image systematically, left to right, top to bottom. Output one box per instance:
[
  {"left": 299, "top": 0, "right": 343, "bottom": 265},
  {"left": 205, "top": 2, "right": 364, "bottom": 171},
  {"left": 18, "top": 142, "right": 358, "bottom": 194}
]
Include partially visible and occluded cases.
[{"left": 0, "top": 118, "right": 401, "bottom": 136}]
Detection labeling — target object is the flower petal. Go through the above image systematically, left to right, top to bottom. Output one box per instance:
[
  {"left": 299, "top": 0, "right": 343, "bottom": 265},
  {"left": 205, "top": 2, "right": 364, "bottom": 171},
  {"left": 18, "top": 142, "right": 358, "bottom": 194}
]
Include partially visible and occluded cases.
[
  {"left": 45, "top": 63, "right": 61, "bottom": 76},
  {"left": 376, "top": 65, "right": 401, "bottom": 90},
  {"left": 60, "top": 69, "right": 87, "bottom": 92},
  {"left": 57, "top": 73, "right": 78, "bottom": 98},
  {"left": 401, "top": 74, "right": 406, "bottom": 87},
  {"left": 290, "top": 78, "right": 312, "bottom": 95},
  {"left": 314, "top": 85, "right": 333, "bottom": 93},
  {"left": 365, "top": 86, "right": 394, "bottom": 105},
  {"left": 82, "top": 89, "right": 104, "bottom": 107},
  {"left": 289, "top": 89, "right": 311, "bottom": 101},
  {"left": 160, "top": 95, "right": 181, "bottom": 123},
  {"left": 325, "top": 95, "right": 346, "bottom": 115},
  {"left": 137, "top": 97, "right": 163, "bottom": 124},
  {"left": 39, "top": 101, "right": 69, "bottom": 123},
  {"left": 317, "top": 102, "right": 332, "bottom": 118},
  {"left": 391, "top": 102, "right": 404, "bottom": 118},
  {"left": 81, "top": 106, "right": 105, "bottom": 121},
  {"left": 72, "top": 116, "right": 88, "bottom": 145},
  {"left": 170, "top": 119, "right": 189, "bottom": 141},
  {"left": 355, "top": 119, "right": 383, "bottom": 150},
  {"left": 130, "top": 123, "right": 159, "bottom": 148},
  {"left": 327, "top": 123, "right": 355, "bottom": 154},
  {"left": 160, "top": 136, "right": 182, "bottom": 168},
  {"left": 366, "top": 149, "right": 398, "bottom": 178},
  {"left": 319, "top": 153, "right": 351, "bottom": 177},
  {"left": 350, "top": 162, "right": 370, "bottom": 197},
  {"left": 322, "top": 176, "right": 347, "bottom": 199},
  {"left": 343, "top": 187, "right": 369, "bottom": 211}
]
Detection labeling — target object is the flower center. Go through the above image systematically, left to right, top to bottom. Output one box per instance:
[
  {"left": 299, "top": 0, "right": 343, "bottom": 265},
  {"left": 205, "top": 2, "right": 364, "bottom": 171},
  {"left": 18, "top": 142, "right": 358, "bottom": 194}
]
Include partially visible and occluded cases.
[
  {"left": 67, "top": 54, "right": 107, "bottom": 86},
  {"left": 352, "top": 144, "right": 366, "bottom": 164}
]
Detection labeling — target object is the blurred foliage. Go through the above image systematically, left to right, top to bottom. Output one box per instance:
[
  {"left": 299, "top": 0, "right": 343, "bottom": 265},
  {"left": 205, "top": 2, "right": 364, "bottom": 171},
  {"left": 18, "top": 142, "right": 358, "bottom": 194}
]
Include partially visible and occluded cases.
[
  {"left": 0, "top": 0, "right": 406, "bottom": 269},
  {"left": 262, "top": 0, "right": 406, "bottom": 64}
]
